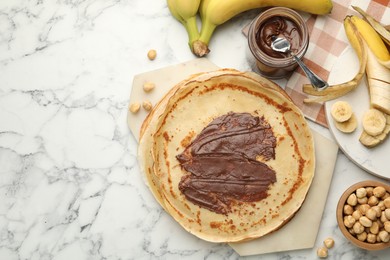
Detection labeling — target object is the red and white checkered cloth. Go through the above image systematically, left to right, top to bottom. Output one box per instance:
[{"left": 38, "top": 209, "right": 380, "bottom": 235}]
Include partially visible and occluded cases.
[{"left": 285, "top": 0, "right": 390, "bottom": 127}]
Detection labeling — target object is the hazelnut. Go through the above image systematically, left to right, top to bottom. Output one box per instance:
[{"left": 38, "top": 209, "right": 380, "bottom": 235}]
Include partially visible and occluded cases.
[
  {"left": 147, "top": 49, "right": 157, "bottom": 60},
  {"left": 143, "top": 82, "right": 155, "bottom": 92},
  {"left": 142, "top": 100, "right": 153, "bottom": 111},
  {"left": 129, "top": 102, "right": 141, "bottom": 113},
  {"left": 373, "top": 186, "right": 386, "bottom": 198},
  {"left": 366, "top": 187, "right": 374, "bottom": 197},
  {"left": 356, "top": 188, "right": 367, "bottom": 198},
  {"left": 347, "top": 193, "right": 358, "bottom": 206},
  {"left": 368, "top": 196, "right": 379, "bottom": 206},
  {"left": 357, "top": 197, "right": 368, "bottom": 204},
  {"left": 384, "top": 197, "right": 390, "bottom": 208},
  {"left": 378, "top": 201, "right": 386, "bottom": 211},
  {"left": 357, "top": 204, "right": 370, "bottom": 215},
  {"left": 343, "top": 205, "right": 354, "bottom": 215},
  {"left": 371, "top": 206, "right": 382, "bottom": 218},
  {"left": 366, "top": 208, "right": 377, "bottom": 221},
  {"left": 385, "top": 208, "right": 390, "bottom": 220},
  {"left": 352, "top": 210, "right": 362, "bottom": 220},
  {"left": 381, "top": 211, "right": 389, "bottom": 223},
  {"left": 344, "top": 215, "right": 356, "bottom": 228},
  {"left": 359, "top": 216, "right": 373, "bottom": 227},
  {"left": 370, "top": 221, "right": 379, "bottom": 234},
  {"left": 384, "top": 221, "right": 390, "bottom": 233},
  {"left": 352, "top": 222, "right": 365, "bottom": 234},
  {"left": 378, "top": 230, "right": 390, "bottom": 243},
  {"left": 356, "top": 231, "right": 367, "bottom": 242},
  {"left": 367, "top": 233, "right": 377, "bottom": 244},
  {"left": 323, "top": 238, "right": 334, "bottom": 249},
  {"left": 317, "top": 247, "right": 328, "bottom": 258}
]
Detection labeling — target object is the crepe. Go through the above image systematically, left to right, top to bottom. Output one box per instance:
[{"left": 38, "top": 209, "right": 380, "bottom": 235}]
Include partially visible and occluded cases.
[{"left": 138, "top": 69, "right": 315, "bottom": 242}]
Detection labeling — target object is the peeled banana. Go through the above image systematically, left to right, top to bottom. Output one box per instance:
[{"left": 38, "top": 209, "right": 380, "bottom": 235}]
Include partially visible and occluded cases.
[
  {"left": 167, "top": 0, "right": 201, "bottom": 51},
  {"left": 193, "top": 0, "right": 333, "bottom": 56}
]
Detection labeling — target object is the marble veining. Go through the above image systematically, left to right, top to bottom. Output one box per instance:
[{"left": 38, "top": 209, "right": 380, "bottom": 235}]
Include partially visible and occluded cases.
[{"left": 0, "top": 1, "right": 389, "bottom": 259}]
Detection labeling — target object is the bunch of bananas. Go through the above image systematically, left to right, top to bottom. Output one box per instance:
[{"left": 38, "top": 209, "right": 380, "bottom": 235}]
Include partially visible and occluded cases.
[{"left": 167, "top": 0, "right": 333, "bottom": 57}]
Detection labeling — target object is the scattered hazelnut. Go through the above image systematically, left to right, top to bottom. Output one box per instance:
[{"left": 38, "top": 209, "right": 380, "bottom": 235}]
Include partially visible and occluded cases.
[
  {"left": 147, "top": 49, "right": 157, "bottom": 60},
  {"left": 143, "top": 82, "right": 155, "bottom": 92},
  {"left": 142, "top": 100, "right": 153, "bottom": 111},
  {"left": 129, "top": 102, "right": 141, "bottom": 113},
  {"left": 323, "top": 238, "right": 334, "bottom": 249},
  {"left": 317, "top": 247, "right": 328, "bottom": 258}
]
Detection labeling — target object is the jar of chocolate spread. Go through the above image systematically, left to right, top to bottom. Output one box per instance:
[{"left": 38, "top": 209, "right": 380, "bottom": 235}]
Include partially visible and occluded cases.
[{"left": 248, "top": 7, "right": 309, "bottom": 79}]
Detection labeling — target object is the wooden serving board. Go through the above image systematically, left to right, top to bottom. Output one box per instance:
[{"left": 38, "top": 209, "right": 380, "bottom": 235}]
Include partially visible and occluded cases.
[{"left": 127, "top": 59, "right": 338, "bottom": 256}]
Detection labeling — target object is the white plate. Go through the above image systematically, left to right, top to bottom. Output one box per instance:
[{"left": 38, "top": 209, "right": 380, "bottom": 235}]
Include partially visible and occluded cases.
[{"left": 325, "top": 47, "right": 390, "bottom": 180}]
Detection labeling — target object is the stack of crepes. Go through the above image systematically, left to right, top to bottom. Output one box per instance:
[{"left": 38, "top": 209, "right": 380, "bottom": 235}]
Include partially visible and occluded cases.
[{"left": 138, "top": 69, "right": 315, "bottom": 242}]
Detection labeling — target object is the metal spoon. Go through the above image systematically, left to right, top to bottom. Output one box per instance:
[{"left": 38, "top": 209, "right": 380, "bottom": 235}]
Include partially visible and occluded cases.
[{"left": 271, "top": 36, "right": 329, "bottom": 91}]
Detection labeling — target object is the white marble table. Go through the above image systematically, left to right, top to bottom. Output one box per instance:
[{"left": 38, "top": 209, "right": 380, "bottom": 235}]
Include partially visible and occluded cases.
[{"left": 0, "top": 1, "right": 389, "bottom": 259}]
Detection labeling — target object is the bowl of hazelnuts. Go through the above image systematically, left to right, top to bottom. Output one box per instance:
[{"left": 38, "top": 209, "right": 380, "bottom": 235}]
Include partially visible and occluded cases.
[{"left": 337, "top": 180, "right": 390, "bottom": 250}]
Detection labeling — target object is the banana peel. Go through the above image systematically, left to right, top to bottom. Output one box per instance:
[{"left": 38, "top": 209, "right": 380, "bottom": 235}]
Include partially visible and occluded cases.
[{"left": 303, "top": 16, "right": 367, "bottom": 103}]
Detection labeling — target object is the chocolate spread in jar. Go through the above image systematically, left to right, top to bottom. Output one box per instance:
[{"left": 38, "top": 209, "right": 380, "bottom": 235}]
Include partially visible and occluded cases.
[
  {"left": 255, "top": 16, "right": 302, "bottom": 58},
  {"left": 177, "top": 112, "right": 277, "bottom": 215}
]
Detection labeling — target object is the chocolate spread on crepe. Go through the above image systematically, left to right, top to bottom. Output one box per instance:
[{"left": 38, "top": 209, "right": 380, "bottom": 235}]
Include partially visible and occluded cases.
[{"left": 177, "top": 112, "right": 277, "bottom": 214}]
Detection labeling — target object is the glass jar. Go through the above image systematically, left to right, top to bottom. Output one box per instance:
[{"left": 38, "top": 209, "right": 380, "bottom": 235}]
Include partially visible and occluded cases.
[{"left": 248, "top": 7, "right": 309, "bottom": 79}]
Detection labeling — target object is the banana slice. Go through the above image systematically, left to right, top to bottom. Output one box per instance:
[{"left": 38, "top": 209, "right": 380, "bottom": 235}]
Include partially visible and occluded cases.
[
  {"left": 331, "top": 101, "right": 353, "bottom": 122},
  {"left": 362, "top": 109, "right": 386, "bottom": 136},
  {"left": 334, "top": 113, "right": 357, "bottom": 133},
  {"left": 359, "top": 114, "right": 390, "bottom": 148}
]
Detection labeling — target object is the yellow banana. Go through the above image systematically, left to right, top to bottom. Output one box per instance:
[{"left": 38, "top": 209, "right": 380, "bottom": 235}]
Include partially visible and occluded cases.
[
  {"left": 167, "top": 0, "right": 201, "bottom": 50},
  {"left": 194, "top": 0, "right": 333, "bottom": 57}
]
